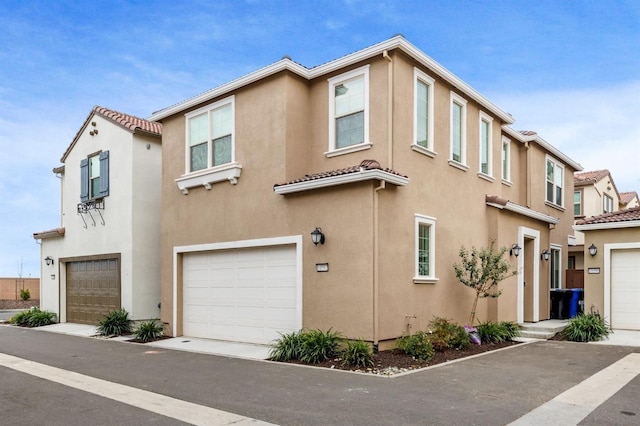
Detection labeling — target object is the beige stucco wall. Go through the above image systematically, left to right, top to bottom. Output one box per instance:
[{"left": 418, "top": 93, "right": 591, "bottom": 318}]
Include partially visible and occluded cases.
[{"left": 159, "top": 48, "right": 578, "bottom": 343}]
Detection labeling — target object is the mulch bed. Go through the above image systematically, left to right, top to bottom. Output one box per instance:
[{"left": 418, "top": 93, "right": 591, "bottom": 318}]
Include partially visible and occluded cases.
[
  {"left": 0, "top": 299, "right": 40, "bottom": 310},
  {"left": 285, "top": 341, "right": 520, "bottom": 375}
]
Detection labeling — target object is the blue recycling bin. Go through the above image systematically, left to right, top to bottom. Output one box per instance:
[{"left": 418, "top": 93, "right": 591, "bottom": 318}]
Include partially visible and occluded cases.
[{"left": 568, "top": 289, "right": 584, "bottom": 318}]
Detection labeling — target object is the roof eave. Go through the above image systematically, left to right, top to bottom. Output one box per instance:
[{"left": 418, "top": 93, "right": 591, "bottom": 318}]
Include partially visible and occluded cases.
[
  {"left": 274, "top": 169, "right": 409, "bottom": 195},
  {"left": 487, "top": 199, "right": 559, "bottom": 224},
  {"left": 574, "top": 220, "right": 640, "bottom": 231}
]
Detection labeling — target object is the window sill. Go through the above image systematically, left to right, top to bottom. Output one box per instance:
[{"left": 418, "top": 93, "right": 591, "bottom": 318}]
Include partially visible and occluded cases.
[
  {"left": 325, "top": 142, "right": 372, "bottom": 158},
  {"left": 411, "top": 144, "right": 437, "bottom": 158},
  {"left": 448, "top": 160, "right": 469, "bottom": 172},
  {"left": 175, "top": 162, "right": 242, "bottom": 194},
  {"left": 477, "top": 172, "right": 495, "bottom": 183},
  {"left": 501, "top": 179, "right": 512, "bottom": 187},
  {"left": 544, "top": 201, "right": 565, "bottom": 212},
  {"left": 413, "top": 277, "right": 439, "bottom": 284}
]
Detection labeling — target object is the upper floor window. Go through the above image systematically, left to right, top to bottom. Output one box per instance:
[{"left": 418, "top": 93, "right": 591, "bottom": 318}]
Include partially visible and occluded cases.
[
  {"left": 328, "top": 66, "right": 370, "bottom": 154},
  {"left": 413, "top": 68, "right": 435, "bottom": 153},
  {"left": 450, "top": 92, "right": 467, "bottom": 166},
  {"left": 186, "top": 96, "right": 234, "bottom": 173},
  {"left": 479, "top": 112, "right": 493, "bottom": 176},
  {"left": 501, "top": 137, "right": 511, "bottom": 182},
  {"left": 80, "top": 151, "right": 109, "bottom": 202},
  {"left": 546, "top": 156, "right": 564, "bottom": 207},
  {"left": 574, "top": 190, "right": 583, "bottom": 216},
  {"left": 603, "top": 194, "right": 614, "bottom": 213},
  {"left": 414, "top": 214, "right": 437, "bottom": 282},
  {"left": 550, "top": 246, "right": 561, "bottom": 289}
]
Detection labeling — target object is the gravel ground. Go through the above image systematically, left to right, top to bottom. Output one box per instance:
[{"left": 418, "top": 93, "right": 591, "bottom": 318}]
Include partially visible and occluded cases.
[{"left": 0, "top": 299, "right": 40, "bottom": 309}]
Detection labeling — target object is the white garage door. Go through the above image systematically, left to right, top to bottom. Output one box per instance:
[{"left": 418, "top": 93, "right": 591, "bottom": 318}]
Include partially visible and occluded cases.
[
  {"left": 183, "top": 245, "right": 299, "bottom": 344},
  {"left": 611, "top": 249, "right": 640, "bottom": 330}
]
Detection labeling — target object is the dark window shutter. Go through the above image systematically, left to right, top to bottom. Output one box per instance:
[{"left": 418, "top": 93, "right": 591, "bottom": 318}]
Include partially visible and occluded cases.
[
  {"left": 99, "top": 150, "right": 110, "bottom": 197},
  {"left": 80, "top": 158, "right": 89, "bottom": 202}
]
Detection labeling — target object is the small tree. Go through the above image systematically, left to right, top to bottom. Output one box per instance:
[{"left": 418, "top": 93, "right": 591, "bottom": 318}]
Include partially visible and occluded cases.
[{"left": 453, "top": 241, "right": 515, "bottom": 325}]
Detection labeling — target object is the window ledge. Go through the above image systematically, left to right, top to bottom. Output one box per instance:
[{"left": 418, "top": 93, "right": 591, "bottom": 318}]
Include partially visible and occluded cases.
[
  {"left": 325, "top": 142, "right": 372, "bottom": 158},
  {"left": 411, "top": 144, "right": 437, "bottom": 158},
  {"left": 448, "top": 160, "right": 469, "bottom": 172},
  {"left": 175, "top": 162, "right": 242, "bottom": 194},
  {"left": 477, "top": 172, "right": 495, "bottom": 182},
  {"left": 501, "top": 179, "right": 512, "bottom": 187},
  {"left": 544, "top": 201, "right": 565, "bottom": 212},
  {"left": 413, "top": 277, "right": 439, "bottom": 284}
]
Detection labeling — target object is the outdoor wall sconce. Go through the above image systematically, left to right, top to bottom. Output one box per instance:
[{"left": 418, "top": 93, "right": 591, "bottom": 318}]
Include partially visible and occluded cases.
[
  {"left": 311, "top": 227, "right": 325, "bottom": 246},
  {"left": 510, "top": 243, "right": 521, "bottom": 257},
  {"left": 588, "top": 243, "right": 598, "bottom": 257},
  {"left": 541, "top": 249, "right": 551, "bottom": 261},
  {"left": 44, "top": 256, "right": 54, "bottom": 266}
]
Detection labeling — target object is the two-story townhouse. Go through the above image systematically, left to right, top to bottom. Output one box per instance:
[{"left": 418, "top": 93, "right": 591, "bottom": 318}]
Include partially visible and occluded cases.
[
  {"left": 151, "top": 36, "right": 580, "bottom": 348},
  {"left": 33, "top": 106, "right": 162, "bottom": 324},
  {"left": 619, "top": 191, "right": 640, "bottom": 209}
]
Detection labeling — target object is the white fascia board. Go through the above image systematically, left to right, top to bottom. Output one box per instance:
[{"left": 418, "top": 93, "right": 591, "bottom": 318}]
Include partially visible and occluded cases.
[
  {"left": 150, "top": 36, "right": 514, "bottom": 125},
  {"left": 274, "top": 169, "right": 409, "bottom": 195},
  {"left": 487, "top": 201, "right": 559, "bottom": 224},
  {"left": 573, "top": 220, "right": 640, "bottom": 231}
]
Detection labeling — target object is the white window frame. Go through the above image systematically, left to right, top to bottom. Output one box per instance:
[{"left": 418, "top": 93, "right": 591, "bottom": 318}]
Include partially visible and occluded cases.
[
  {"left": 327, "top": 65, "right": 371, "bottom": 157},
  {"left": 412, "top": 68, "right": 436, "bottom": 156},
  {"left": 449, "top": 92, "right": 468, "bottom": 169},
  {"left": 185, "top": 96, "right": 235, "bottom": 173},
  {"left": 478, "top": 112, "right": 493, "bottom": 179},
  {"left": 501, "top": 136, "right": 511, "bottom": 184},
  {"left": 88, "top": 153, "right": 101, "bottom": 199},
  {"left": 545, "top": 156, "right": 565, "bottom": 208},
  {"left": 574, "top": 190, "right": 583, "bottom": 216},
  {"left": 603, "top": 194, "right": 614, "bottom": 213},
  {"left": 414, "top": 214, "right": 437, "bottom": 284},
  {"left": 550, "top": 244, "right": 562, "bottom": 289}
]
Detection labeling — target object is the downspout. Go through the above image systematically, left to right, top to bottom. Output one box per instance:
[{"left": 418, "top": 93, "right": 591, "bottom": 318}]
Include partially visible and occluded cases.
[
  {"left": 383, "top": 50, "right": 393, "bottom": 169},
  {"left": 524, "top": 141, "right": 531, "bottom": 207},
  {"left": 373, "top": 180, "right": 386, "bottom": 349}
]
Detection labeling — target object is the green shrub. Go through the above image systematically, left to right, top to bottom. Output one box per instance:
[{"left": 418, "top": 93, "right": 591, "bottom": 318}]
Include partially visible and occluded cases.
[
  {"left": 19, "top": 288, "right": 30, "bottom": 301},
  {"left": 8, "top": 308, "right": 56, "bottom": 327},
  {"left": 97, "top": 308, "right": 133, "bottom": 336},
  {"left": 562, "top": 312, "right": 610, "bottom": 342},
  {"left": 428, "top": 317, "right": 470, "bottom": 351},
  {"left": 133, "top": 319, "right": 165, "bottom": 342},
  {"left": 477, "top": 321, "right": 520, "bottom": 343},
  {"left": 299, "top": 328, "right": 342, "bottom": 364},
  {"left": 269, "top": 330, "right": 304, "bottom": 361},
  {"left": 396, "top": 331, "right": 434, "bottom": 361},
  {"left": 341, "top": 339, "right": 374, "bottom": 368}
]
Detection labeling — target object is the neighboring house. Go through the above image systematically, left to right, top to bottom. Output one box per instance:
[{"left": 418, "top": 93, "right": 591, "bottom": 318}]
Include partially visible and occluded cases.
[
  {"left": 150, "top": 36, "right": 581, "bottom": 348},
  {"left": 33, "top": 107, "right": 162, "bottom": 325},
  {"left": 619, "top": 191, "right": 640, "bottom": 209},
  {"left": 574, "top": 207, "right": 640, "bottom": 330}
]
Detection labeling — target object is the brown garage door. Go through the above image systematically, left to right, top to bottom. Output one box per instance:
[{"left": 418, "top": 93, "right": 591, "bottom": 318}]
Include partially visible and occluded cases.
[{"left": 66, "top": 259, "right": 120, "bottom": 324}]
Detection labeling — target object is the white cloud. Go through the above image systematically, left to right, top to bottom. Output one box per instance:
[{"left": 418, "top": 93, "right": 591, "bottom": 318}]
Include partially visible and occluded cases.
[{"left": 490, "top": 81, "right": 640, "bottom": 193}]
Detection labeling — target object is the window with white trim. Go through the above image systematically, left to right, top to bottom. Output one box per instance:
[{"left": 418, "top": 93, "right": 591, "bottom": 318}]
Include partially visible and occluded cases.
[
  {"left": 328, "top": 66, "right": 370, "bottom": 153},
  {"left": 413, "top": 68, "right": 435, "bottom": 153},
  {"left": 450, "top": 92, "right": 467, "bottom": 165},
  {"left": 186, "top": 96, "right": 234, "bottom": 173},
  {"left": 479, "top": 112, "right": 493, "bottom": 176},
  {"left": 501, "top": 137, "right": 511, "bottom": 182},
  {"left": 80, "top": 151, "right": 109, "bottom": 201},
  {"left": 546, "top": 157, "right": 564, "bottom": 207},
  {"left": 574, "top": 190, "right": 582, "bottom": 216},
  {"left": 603, "top": 194, "right": 614, "bottom": 213},
  {"left": 414, "top": 215, "right": 436, "bottom": 282},
  {"left": 550, "top": 246, "right": 561, "bottom": 289}
]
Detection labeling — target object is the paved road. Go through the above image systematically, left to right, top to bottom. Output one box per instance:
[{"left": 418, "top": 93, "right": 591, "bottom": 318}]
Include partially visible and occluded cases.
[{"left": 1, "top": 325, "right": 639, "bottom": 425}]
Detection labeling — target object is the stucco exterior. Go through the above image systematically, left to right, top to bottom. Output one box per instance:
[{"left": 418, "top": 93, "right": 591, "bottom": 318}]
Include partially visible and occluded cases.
[
  {"left": 154, "top": 36, "right": 581, "bottom": 346},
  {"left": 34, "top": 107, "right": 162, "bottom": 322}
]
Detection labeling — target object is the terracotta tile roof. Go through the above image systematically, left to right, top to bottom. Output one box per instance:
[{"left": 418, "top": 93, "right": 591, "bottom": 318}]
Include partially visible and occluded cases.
[
  {"left": 61, "top": 106, "right": 162, "bottom": 163},
  {"left": 94, "top": 106, "right": 162, "bottom": 135},
  {"left": 518, "top": 130, "right": 538, "bottom": 137},
  {"left": 273, "top": 160, "right": 407, "bottom": 187},
  {"left": 574, "top": 169, "right": 610, "bottom": 186},
  {"left": 619, "top": 191, "right": 638, "bottom": 205},
  {"left": 575, "top": 206, "right": 640, "bottom": 225},
  {"left": 32, "top": 227, "right": 65, "bottom": 240}
]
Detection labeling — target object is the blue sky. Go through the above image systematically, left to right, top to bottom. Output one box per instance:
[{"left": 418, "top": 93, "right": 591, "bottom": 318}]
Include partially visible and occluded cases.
[{"left": 1, "top": 0, "right": 639, "bottom": 278}]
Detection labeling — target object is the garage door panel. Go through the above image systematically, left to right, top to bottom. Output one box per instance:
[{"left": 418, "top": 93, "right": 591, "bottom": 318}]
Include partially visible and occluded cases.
[
  {"left": 183, "top": 245, "right": 299, "bottom": 344},
  {"left": 611, "top": 249, "right": 640, "bottom": 330},
  {"left": 66, "top": 259, "right": 120, "bottom": 325}
]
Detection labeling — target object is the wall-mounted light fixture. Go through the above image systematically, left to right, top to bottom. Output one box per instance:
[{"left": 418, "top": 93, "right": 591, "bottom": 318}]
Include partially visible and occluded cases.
[
  {"left": 311, "top": 227, "right": 325, "bottom": 246},
  {"left": 510, "top": 243, "right": 521, "bottom": 257},
  {"left": 588, "top": 243, "right": 598, "bottom": 257},
  {"left": 541, "top": 249, "right": 551, "bottom": 261},
  {"left": 44, "top": 256, "right": 54, "bottom": 266}
]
